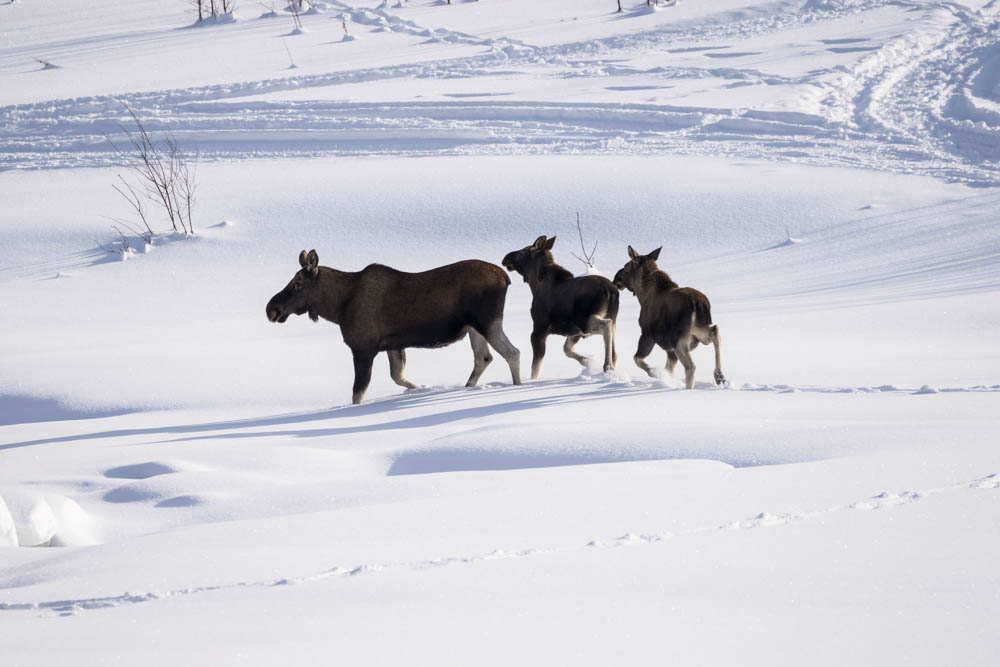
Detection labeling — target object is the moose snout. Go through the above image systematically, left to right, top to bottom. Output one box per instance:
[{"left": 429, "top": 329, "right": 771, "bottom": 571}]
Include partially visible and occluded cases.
[
  {"left": 500, "top": 252, "right": 519, "bottom": 272},
  {"left": 612, "top": 270, "right": 626, "bottom": 290},
  {"left": 266, "top": 297, "right": 286, "bottom": 323}
]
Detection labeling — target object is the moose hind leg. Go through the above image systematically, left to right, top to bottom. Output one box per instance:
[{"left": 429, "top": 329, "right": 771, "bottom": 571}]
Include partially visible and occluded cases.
[
  {"left": 586, "top": 314, "right": 615, "bottom": 372},
  {"left": 485, "top": 320, "right": 521, "bottom": 385},
  {"left": 611, "top": 320, "right": 618, "bottom": 367},
  {"left": 710, "top": 324, "right": 726, "bottom": 386},
  {"left": 466, "top": 329, "right": 493, "bottom": 387},
  {"left": 633, "top": 332, "right": 657, "bottom": 378},
  {"left": 563, "top": 335, "right": 587, "bottom": 366},
  {"left": 673, "top": 340, "right": 696, "bottom": 389},
  {"left": 387, "top": 349, "right": 418, "bottom": 390},
  {"left": 351, "top": 350, "right": 376, "bottom": 405},
  {"left": 665, "top": 351, "right": 678, "bottom": 376}
]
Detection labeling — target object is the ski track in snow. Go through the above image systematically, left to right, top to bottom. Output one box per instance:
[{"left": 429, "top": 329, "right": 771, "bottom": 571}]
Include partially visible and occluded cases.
[
  {"left": 1, "top": 0, "right": 998, "bottom": 184},
  {"left": 2, "top": 472, "right": 996, "bottom": 617}
]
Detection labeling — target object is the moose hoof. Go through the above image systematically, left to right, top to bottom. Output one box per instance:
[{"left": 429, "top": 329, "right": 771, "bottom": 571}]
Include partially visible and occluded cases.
[{"left": 714, "top": 369, "right": 727, "bottom": 386}]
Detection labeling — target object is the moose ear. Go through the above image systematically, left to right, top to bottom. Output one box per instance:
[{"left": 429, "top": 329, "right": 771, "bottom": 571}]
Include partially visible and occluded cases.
[
  {"left": 532, "top": 235, "right": 547, "bottom": 251},
  {"left": 545, "top": 236, "right": 556, "bottom": 250},
  {"left": 627, "top": 245, "right": 638, "bottom": 260},
  {"left": 648, "top": 247, "right": 662, "bottom": 261},
  {"left": 305, "top": 249, "right": 319, "bottom": 275},
  {"left": 299, "top": 250, "right": 309, "bottom": 267}
]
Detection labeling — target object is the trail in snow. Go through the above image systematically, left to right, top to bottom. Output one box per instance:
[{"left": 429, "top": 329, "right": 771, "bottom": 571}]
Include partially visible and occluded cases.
[
  {"left": 1, "top": 0, "right": 998, "bottom": 184},
  {"left": 3, "top": 472, "right": 995, "bottom": 617}
]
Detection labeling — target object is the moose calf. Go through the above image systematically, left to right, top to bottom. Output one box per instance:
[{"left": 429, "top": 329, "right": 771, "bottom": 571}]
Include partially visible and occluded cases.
[
  {"left": 502, "top": 235, "right": 619, "bottom": 379},
  {"left": 613, "top": 246, "right": 726, "bottom": 389},
  {"left": 267, "top": 250, "right": 521, "bottom": 404}
]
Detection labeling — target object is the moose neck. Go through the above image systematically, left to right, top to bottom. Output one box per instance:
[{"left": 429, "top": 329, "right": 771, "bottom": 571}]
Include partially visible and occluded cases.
[
  {"left": 526, "top": 255, "right": 572, "bottom": 297},
  {"left": 313, "top": 267, "right": 359, "bottom": 325},
  {"left": 636, "top": 267, "right": 678, "bottom": 303}
]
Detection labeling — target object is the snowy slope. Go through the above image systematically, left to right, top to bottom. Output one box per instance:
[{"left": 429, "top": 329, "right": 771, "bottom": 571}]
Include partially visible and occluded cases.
[{"left": 1, "top": 0, "right": 999, "bottom": 665}]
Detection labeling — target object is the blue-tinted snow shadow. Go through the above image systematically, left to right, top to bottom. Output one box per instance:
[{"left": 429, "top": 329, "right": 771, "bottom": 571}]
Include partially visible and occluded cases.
[
  {"left": 0, "top": 379, "right": 663, "bottom": 451},
  {"left": 154, "top": 381, "right": 670, "bottom": 445},
  {"left": 0, "top": 394, "right": 132, "bottom": 428},
  {"left": 386, "top": 445, "right": 783, "bottom": 476}
]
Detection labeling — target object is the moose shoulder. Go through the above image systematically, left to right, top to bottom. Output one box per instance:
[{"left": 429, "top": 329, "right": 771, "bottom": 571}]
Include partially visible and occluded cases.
[
  {"left": 613, "top": 245, "right": 726, "bottom": 389},
  {"left": 266, "top": 250, "right": 521, "bottom": 404}
]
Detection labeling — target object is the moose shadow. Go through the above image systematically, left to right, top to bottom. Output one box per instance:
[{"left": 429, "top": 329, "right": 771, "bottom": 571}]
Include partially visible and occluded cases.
[{"left": 0, "top": 378, "right": 666, "bottom": 452}]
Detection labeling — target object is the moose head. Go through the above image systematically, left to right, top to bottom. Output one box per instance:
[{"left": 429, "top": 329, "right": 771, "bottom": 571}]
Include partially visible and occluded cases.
[
  {"left": 501, "top": 235, "right": 557, "bottom": 283},
  {"left": 612, "top": 245, "right": 662, "bottom": 294},
  {"left": 266, "top": 249, "right": 323, "bottom": 324}
]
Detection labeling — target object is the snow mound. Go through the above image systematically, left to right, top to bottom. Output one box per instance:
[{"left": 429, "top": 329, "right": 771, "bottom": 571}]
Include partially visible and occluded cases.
[
  {"left": 386, "top": 419, "right": 814, "bottom": 476},
  {"left": 0, "top": 490, "right": 100, "bottom": 548},
  {"left": 2, "top": 491, "right": 56, "bottom": 546},
  {"left": 46, "top": 494, "right": 100, "bottom": 547},
  {"left": 0, "top": 495, "right": 17, "bottom": 547}
]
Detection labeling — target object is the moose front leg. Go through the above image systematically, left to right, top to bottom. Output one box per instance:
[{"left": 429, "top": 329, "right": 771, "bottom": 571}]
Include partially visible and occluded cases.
[
  {"left": 530, "top": 327, "right": 548, "bottom": 380},
  {"left": 633, "top": 332, "right": 657, "bottom": 378},
  {"left": 351, "top": 349, "right": 376, "bottom": 404}
]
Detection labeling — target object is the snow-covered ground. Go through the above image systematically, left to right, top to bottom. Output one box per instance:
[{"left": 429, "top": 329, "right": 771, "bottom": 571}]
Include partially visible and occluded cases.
[{"left": 1, "top": 1, "right": 998, "bottom": 664}]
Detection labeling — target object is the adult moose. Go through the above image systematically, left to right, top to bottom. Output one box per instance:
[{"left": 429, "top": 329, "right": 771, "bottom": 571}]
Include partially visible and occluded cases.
[
  {"left": 502, "top": 235, "right": 619, "bottom": 379},
  {"left": 613, "top": 246, "right": 727, "bottom": 389},
  {"left": 266, "top": 250, "right": 521, "bottom": 404}
]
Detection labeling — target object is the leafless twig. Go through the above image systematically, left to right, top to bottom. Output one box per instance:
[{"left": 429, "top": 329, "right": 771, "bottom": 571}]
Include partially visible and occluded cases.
[
  {"left": 288, "top": 0, "right": 303, "bottom": 30},
  {"left": 111, "top": 175, "right": 153, "bottom": 236},
  {"left": 569, "top": 212, "right": 598, "bottom": 269},
  {"left": 96, "top": 226, "right": 133, "bottom": 257}
]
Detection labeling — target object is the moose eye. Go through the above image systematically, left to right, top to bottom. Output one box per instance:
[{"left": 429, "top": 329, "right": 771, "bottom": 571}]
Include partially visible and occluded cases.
[{"left": 293, "top": 282, "right": 303, "bottom": 291}]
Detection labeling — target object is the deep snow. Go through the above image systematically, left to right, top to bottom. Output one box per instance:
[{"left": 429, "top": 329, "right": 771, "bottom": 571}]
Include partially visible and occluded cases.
[{"left": 1, "top": 0, "right": 999, "bottom": 665}]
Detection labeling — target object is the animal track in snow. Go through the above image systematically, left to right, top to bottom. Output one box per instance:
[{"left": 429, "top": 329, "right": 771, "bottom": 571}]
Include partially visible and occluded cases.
[
  {"left": 2, "top": 0, "right": 997, "bottom": 185},
  {"left": 3, "top": 471, "right": 995, "bottom": 617}
]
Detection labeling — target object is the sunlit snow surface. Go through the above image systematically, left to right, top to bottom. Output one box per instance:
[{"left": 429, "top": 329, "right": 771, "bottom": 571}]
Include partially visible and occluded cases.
[{"left": 1, "top": 0, "right": 999, "bottom": 665}]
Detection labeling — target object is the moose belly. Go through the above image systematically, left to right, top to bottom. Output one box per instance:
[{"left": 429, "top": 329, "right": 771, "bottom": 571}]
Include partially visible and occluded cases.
[
  {"left": 379, "top": 318, "right": 468, "bottom": 350},
  {"left": 549, "top": 321, "right": 586, "bottom": 337}
]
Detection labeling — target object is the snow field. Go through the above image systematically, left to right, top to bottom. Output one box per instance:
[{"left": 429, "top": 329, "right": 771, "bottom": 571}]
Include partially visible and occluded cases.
[{"left": 1, "top": 0, "right": 999, "bottom": 664}]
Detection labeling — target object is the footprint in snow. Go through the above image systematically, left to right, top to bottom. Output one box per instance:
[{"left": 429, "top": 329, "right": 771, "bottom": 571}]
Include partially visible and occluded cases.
[{"left": 971, "top": 474, "right": 999, "bottom": 489}]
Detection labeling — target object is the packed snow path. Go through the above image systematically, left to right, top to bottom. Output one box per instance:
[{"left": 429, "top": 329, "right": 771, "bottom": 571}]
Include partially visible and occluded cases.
[{"left": 2, "top": 0, "right": 999, "bottom": 184}]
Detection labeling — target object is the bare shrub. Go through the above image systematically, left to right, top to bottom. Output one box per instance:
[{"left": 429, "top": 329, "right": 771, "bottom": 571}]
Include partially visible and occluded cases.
[
  {"left": 194, "top": 0, "right": 237, "bottom": 22},
  {"left": 108, "top": 106, "right": 197, "bottom": 235}
]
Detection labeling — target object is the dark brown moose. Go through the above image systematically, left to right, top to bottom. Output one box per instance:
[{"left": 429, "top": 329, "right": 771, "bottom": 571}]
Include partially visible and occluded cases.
[
  {"left": 502, "top": 236, "right": 619, "bottom": 379},
  {"left": 613, "top": 246, "right": 726, "bottom": 389},
  {"left": 266, "top": 250, "right": 522, "bottom": 404}
]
